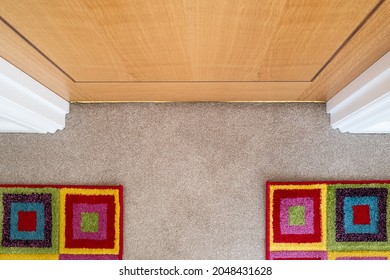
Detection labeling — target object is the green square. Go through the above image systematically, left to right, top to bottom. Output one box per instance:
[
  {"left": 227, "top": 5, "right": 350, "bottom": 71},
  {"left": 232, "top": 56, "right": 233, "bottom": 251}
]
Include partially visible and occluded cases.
[
  {"left": 288, "top": 205, "right": 305, "bottom": 226},
  {"left": 81, "top": 212, "right": 99, "bottom": 233}
]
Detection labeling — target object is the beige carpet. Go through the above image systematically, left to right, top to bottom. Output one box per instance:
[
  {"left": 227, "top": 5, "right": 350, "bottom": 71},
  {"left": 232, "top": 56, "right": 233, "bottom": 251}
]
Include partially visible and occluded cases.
[{"left": 1, "top": 102, "right": 390, "bottom": 259}]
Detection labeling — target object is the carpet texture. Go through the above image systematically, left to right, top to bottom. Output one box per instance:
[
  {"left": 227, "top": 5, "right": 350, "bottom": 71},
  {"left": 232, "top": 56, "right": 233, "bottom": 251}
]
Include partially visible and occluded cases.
[
  {"left": 1, "top": 103, "right": 390, "bottom": 259},
  {"left": 267, "top": 181, "right": 390, "bottom": 260},
  {"left": 0, "top": 185, "right": 123, "bottom": 260}
]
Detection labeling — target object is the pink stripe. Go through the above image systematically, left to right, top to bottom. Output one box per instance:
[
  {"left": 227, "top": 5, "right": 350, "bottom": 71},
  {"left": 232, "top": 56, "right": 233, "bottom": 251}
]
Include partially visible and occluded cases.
[
  {"left": 280, "top": 197, "right": 314, "bottom": 234},
  {"left": 73, "top": 203, "right": 107, "bottom": 240},
  {"left": 270, "top": 251, "right": 327, "bottom": 260},
  {"left": 60, "top": 254, "right": 118, "bottom": 260}
]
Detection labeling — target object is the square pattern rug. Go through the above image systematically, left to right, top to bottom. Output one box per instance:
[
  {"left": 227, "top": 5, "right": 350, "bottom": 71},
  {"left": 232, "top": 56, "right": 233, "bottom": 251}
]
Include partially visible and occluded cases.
[
  {"left": 266, "top": 181, "right": 390, "bottom": 260},
  {"left": 0, "top": 184, "right": 123, "bottom": 260}
]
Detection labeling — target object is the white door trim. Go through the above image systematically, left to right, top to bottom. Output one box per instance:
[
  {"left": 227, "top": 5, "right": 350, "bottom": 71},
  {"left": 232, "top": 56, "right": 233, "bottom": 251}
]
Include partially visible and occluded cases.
[{"left": 0, "top": 58, "right": 69, "bottom": 133}]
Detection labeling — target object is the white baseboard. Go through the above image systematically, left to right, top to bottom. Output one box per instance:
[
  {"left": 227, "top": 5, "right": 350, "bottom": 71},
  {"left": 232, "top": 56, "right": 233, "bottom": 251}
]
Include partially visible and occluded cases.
[
  {"left": 327, "top": 52, "right": 390, "bottom": 133},
  {"left": 0, "top": 58, "right": 69, "bottom": 133}
]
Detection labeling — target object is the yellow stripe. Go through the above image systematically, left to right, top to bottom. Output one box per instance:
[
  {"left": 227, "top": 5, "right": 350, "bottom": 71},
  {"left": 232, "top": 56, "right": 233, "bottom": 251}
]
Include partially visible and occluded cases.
[
  {"left": 328, "top": 251, "right": 390, "bottom": 260},
  {"left": 0, "top": 254, "right": 59, "bottom": 260}
]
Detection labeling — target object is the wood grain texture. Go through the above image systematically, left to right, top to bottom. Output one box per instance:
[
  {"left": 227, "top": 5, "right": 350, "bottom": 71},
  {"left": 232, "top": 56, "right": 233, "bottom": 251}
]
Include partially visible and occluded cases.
[
  {"left": 0, "top": 0, "right": 380, "bottom": 82},
  {"left": 0, "top": 1, "right": 388, "bottom": 102},
  {"left": 300, "top": 1, "right": 390, "bottom": 101},
  {"left": 0, "top": 19, "right": 84, "bottom": 101},
  {"left": 75, "top": 82, "right": 310, "bottom": 102}
]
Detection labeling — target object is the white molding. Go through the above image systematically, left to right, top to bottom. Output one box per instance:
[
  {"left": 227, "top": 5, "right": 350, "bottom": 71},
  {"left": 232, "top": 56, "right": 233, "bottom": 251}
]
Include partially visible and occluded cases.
[
  {"left": 327, "top": 52, "right": 390, "bottom": 133},
  {"left": 0, "top": 58, "right": 69, "bottom": 133}
]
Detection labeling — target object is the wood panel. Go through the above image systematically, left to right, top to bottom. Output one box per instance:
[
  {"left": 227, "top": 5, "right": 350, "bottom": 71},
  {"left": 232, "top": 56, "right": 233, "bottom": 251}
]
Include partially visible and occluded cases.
[
  {"left": 0, "top": 0, "right": 380, "bottom": 82},
  {"left": 300, "top": 0, "right": 390, "bottom": 101},
  {"left": 0, "top": 1, "right": 388, "bottom": 102},
  {"left": 0, "top": 19, "right": 87, "bottom": 101},
  {"left": 75, "top": 82, "right": 310, "bottom": 102}
]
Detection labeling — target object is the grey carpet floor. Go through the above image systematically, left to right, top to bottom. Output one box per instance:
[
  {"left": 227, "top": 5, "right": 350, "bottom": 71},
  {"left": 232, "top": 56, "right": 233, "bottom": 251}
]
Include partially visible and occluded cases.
[{"left": 1, "top": 102, "right": 390, "bottom": 259}]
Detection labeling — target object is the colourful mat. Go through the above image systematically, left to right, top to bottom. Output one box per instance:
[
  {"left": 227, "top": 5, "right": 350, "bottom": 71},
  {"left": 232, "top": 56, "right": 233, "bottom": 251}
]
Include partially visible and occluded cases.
[
  {"left": 266, "top": 181, "right": 390, "bottom": 260},
  {"left": 0, "top": 184, "right": 123, "bottom": 260}
]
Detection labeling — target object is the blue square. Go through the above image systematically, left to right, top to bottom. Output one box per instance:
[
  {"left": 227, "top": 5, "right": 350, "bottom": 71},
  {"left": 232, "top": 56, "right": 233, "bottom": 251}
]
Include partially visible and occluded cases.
[
  {"left": 344, "top": 196, "right": 378, "bottom": 234},
  {"left": 10, "top": 202, "right": 45, "bottom": 240}
]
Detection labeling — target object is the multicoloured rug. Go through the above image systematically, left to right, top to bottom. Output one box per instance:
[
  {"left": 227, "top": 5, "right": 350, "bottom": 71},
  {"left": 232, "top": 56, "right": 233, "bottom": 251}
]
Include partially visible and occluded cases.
[
  {"left": 266, "top": 181, "right": 390, "bottom": 260},
  {"left": 0, "top": 185, "right": 123, "bottom": 260}
]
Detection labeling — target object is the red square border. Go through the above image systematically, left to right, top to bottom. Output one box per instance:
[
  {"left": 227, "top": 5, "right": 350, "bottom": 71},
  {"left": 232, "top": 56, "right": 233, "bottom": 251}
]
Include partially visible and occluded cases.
[
  {"left": 272, "top": 189, "right": 322, "bottom": 243},
  {"left": 64, "top": 194, "right": 116, "bottom": 249}
]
